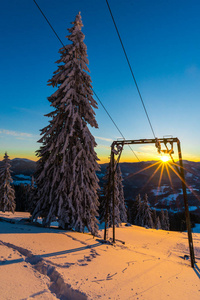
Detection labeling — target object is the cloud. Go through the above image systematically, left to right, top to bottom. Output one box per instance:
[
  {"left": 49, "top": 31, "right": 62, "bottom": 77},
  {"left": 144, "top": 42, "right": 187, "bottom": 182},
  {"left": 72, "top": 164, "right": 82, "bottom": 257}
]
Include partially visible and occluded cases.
[
  {"left": 0, "top": 129, "right": 36, "bottom": 139},
  {"left": 95, "top": 136, "right": 113, "bottom": 142},
  {"left": 96, "top": 144, "right": 111, "bottom": 150},
  {"left": 138, "top": 145, "right": 156, "bottom": 152}
]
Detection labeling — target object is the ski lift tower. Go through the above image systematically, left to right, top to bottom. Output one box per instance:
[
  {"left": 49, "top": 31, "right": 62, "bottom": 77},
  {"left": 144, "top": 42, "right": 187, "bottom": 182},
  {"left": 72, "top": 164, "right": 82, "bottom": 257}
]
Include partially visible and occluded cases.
[{"left": 104, "top": 137, "right": 195, "bottom": 268}]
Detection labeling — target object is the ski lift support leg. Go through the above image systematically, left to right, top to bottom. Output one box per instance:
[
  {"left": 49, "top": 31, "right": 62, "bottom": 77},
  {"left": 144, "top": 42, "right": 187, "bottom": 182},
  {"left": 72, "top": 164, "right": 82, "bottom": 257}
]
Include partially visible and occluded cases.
[
  {"left": 177, "top": 139, "right": 195, "bottom": 268},
  {"left": 104, "top": 141, "right": 124, "bottom": 243},
  {"left": 112, "top": 142, "right": 124, "bottom": 243},
  {"left": 104, "top": 144, "right": 116, "bottom": 242},
  {"left": 111, "top": 144, "right": 115, "bottom": 243},
  {"left": 104, "top": 159, "right": 112, "bottom": 241}
]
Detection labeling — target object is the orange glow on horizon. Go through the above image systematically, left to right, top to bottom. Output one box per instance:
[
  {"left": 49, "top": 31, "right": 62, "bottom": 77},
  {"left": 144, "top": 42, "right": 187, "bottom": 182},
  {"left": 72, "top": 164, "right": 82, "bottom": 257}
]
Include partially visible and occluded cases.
[
  {"left": 1, "top": 150, "right": 200, "bottom": 164},
  {"left": 0, "top": 153, "right": 38, "bottom": 162}
]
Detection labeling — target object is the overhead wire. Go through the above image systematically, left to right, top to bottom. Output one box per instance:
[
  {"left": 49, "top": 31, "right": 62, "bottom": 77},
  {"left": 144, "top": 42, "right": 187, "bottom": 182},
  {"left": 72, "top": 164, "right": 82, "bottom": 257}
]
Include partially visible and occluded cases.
[
  {"left": 32, "top": 0, "right": 140, "bottom": 162},
  {"left": 33, "top": 0, "right": 65, "bottom": 48},
  {"left": 105, "top": 0, "right": 156, "bottom": 139},
  {"left": 92, "top": 90, "right": 140, "bottom": 161}
]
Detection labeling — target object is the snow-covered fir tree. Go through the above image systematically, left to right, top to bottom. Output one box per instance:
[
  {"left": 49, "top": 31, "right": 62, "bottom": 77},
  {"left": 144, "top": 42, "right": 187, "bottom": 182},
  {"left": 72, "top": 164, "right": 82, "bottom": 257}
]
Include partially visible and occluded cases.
[
  {"left": 31, "top": 13, "right": 100, "bottom": 235},
  {"left": 0, "top": 152, "right": 15, "bottom": 213},
  {"left": 100, "top": 162, "right": 126, "bottom": 227},
  {"left": 99, "top": 164, "right": 110, "bottom": 224},
  {"left": 116, "top": 165, "right": 127, "bottom": 223},
  {"left": 129, "top": 194, "right": 140, "bottom": 224},
  {"left": 134, "top": 194, "right": 142, "bottom": 226},
  {"left": 134, "top": 194, "right": 153, "bottom": 228},
  {"left": 141, "top": 194, "right": 153, "bottom": 228},
  {"left": 152, "top": 208, "right": 157, "bottom": 229},
  {"left": 160, "top": 209, "right": 170, "bottom": 231},
  {"left": 160, "top": 209, "right": 169, "bottom": 230},
  {"left": 165, "top": 209, "right": 170, "bottom": 231},
  {"left": 156, "top": 216, "right": 161, "bottom": 229}
]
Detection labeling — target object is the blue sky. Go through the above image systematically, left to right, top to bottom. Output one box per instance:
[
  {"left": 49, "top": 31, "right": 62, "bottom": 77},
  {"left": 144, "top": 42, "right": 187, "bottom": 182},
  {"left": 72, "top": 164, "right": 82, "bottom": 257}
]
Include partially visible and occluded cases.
[{"left": 1, "top": 0, "right": 200, "bottom": 162}]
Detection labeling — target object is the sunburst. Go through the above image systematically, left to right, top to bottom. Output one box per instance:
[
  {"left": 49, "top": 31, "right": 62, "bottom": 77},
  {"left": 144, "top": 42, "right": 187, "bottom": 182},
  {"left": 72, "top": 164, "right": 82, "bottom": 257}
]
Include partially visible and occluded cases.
[{"left": 160, "top": 155, "right": 170, "bottom": 163}]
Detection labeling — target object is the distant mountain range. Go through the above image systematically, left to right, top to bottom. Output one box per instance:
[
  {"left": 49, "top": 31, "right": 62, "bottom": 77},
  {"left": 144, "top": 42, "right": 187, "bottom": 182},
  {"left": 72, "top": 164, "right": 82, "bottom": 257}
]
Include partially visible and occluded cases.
[
  {"left": 0, "top": 158, "right": 36, "bottom": 186},
  {"left": 1, "top": 158, "right": 200, "bottom": 217},
  {"left": 1, "top": 158, "right": 37, "bottom": 176},
  {"left": 98, "top": 161, "right": 200, "bottom": 217}
]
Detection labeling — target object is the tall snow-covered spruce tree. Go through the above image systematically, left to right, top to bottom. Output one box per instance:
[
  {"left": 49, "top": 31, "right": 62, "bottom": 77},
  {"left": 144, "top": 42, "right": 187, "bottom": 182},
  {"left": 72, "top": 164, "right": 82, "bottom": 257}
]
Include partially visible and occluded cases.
[
  {"left": 32, "top": 13, "right": 100, "bottom": 234},
  {"left": 0, "top": 152, "right": 15, "bottom": 213}
]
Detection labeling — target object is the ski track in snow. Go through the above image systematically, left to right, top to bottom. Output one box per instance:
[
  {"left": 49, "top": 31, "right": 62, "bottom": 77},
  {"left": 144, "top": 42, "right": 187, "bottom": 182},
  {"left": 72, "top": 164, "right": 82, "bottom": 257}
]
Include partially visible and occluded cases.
[{"left": 0, "top": 240, "right": 88, "bottom": 300}]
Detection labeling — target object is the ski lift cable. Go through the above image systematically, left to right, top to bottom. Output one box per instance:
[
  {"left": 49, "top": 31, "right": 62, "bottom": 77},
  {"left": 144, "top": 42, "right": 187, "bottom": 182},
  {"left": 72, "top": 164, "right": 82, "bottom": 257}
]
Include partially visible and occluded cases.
[
  {"left": 32, "top": 0, "right": 140, "bottom": 162},
  {"left": 33, "top": 0, "right": 65, "bottom": 48},
  {"left": 105, "top": 0, "right": 156, "bottom": 139},
  {"left": 93, "top": 91, "right": 140, "bottom": 161}
]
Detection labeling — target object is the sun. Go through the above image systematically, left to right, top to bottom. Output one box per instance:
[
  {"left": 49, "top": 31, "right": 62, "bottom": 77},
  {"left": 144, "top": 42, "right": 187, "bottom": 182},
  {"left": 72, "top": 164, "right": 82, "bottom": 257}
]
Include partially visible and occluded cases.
[{"left": 160, "top": 155, "right": 170, "bottom": 163}]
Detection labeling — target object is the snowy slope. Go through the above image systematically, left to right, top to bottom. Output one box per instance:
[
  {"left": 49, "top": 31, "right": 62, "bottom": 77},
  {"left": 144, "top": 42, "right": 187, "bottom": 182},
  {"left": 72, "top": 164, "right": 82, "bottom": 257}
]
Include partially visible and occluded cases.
[{"left": 0, "top": 212, "right": 200, "bottom": 300}]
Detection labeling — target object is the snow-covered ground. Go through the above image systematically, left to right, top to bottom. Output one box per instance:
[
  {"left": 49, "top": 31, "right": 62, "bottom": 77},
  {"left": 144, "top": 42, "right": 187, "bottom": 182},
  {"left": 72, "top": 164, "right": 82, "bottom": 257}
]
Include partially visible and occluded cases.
[
  {"left": 13, "top": 174, "right": 32, "bottom": 186},
  {"left": 15, "top": 174, "right": 31, "bottom": 180},
  {"left": 13, "top": 180, "right": 32, "bottom": 186},
  {"left": 151, "top": 185, "right": 170, "bottom": 196},
  {"left": 179, "top": 188, "right": 199, "bottom": 195},
  {"left": 158, "top": 193, "right": 180, "bottom": 205},
  {"left": 188, "top": 206, "right": 198, "bottom": 212},
  {"left": 0, "top": 212, "right": 200, "bottom": 300},
  {"left": 193, "top": 223, "right": 200, "bottom": 233}
]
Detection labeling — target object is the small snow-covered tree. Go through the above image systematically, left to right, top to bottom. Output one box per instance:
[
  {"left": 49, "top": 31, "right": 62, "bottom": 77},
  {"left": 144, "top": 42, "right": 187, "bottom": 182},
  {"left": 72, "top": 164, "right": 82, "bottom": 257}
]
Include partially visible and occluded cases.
[
  {"left": 32, "top": 13, "right": 100, "bottom": 235},
  {"left": 0, "top": 152, "right": 15, "bottom": 213},
  {"left": 100, "top": 162, "right": 126, "bottom": 227},
  {"left": 99, "top": 163, "right": 109, "bottom": 223},
  {"left": 99, "top": 164, "right": 110, "bottom": 225},
  {"left": 117, "top": 165, "right": 127, "bottom": 223},
  {"left": 134, "top": 194, "right": 142, "bottom": 226},
  {"left": 142, "top": 194, "right": 153, "bottom": 228},
  {"left": 128, "top": 202, "right": 134, "bottom": 224},
  {"left": 152, "top": 208, "right": 157, "bottom": 229},
  {"left": 160, "top": 209, "right": 170, "bottom": 230},
  {"left": 160, "top": 209, "right": 167, "bottom": 230},
  {"left": 165, "top": 210, "right": 170, "bottom": 231},
  {"left": 156, "top": 216, "right": 161, "bottom": 229}
]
